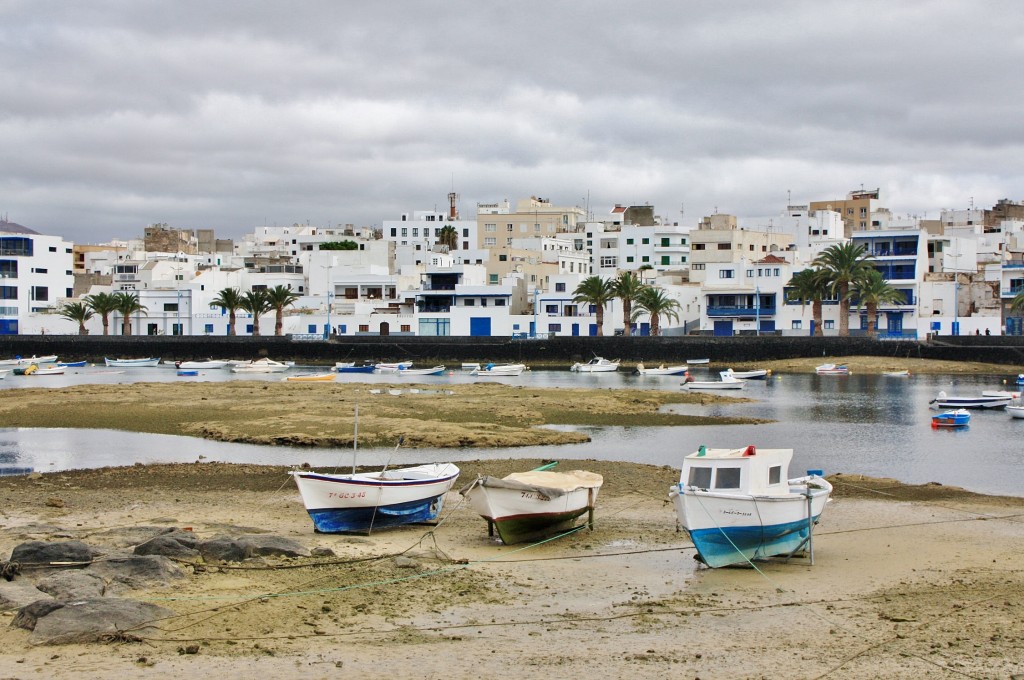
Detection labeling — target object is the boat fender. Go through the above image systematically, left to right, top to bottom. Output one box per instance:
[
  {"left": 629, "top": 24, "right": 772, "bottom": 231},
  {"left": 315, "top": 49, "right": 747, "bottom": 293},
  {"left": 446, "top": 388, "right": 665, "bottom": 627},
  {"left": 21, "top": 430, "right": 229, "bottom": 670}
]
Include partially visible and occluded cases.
[{"left": 742, "top": 445, "right": 756, "bottom": 456}]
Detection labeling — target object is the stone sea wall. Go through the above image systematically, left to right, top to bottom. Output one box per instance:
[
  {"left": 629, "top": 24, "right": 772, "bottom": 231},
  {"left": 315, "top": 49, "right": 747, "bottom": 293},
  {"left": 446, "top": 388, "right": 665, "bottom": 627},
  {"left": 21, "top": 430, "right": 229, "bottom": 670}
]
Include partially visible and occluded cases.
[{"left": 3, "top": 334, "right": 1023, "bottom": 366}]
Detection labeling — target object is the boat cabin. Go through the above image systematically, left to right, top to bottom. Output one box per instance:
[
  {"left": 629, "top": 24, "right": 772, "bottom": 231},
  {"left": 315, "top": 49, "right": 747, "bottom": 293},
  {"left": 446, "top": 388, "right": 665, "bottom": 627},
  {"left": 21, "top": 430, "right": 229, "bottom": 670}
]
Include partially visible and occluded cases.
[{"left": 680, "top": 445, "right": 794, "bottom": 495}]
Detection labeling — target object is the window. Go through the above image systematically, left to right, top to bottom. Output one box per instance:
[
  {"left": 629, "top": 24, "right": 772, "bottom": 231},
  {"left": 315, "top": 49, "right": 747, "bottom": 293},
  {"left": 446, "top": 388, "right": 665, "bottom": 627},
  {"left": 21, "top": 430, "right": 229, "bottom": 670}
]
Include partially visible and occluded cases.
[
  {"left": 485, "top": 223, "right": 496, "bottom": 232},
  {"left": 507, "top": 223, "right": 513, "bottom": 232},
  {"left": 534, "top": 224, "right": 540, "bottom": 232},
  {"left": 390, "top": 228, "right": 397, "bottom": 237},
  {"left": 401, "top": 228, "right": 407, "bottom": 237},
  {"left": 412, "top": 228, "right": 419, "bottom": 237},
  {"left": 484, "top": 237, "right": 496, "bottom": 246},
  {"left": 626, "top": 238, "right": 634, "bottom": 245},
  {"left": 642, "top": 238, "right": 649, "bottom": 245},
  {"left": 693, "top": 243, "right": 706, "bottom": 250},
  {"left": 718, "top": 243, "right": 731, "bottom": 250},
  {"left": 749, "top": 244, "right": 755, "bottom": 251},
  {"left": 48, "top": 246, "right": 57, "bottom": 252},
  {"left": 498, "top": 254, "right": 507, "bottom": 262},
  {"left": 599, "top": 256, "right": 617, "bottom": 268},
  {"left": 626, "top": 256, "right": 634, "bottom": 263},
  {"left": 641, "top": 256, "right": 649, "bottom": 263},
  {"left": 661, "top": 256, "right": 670, "bottom": 265},
  {"left": 692, "top": 263, "right": 705, "bottom": 270},
  {"left": 32, "top": 268, "right": 48, "bottom": 274},
  {"left": 774, "top": 268, "right": 780, "bottom": 276},
  {"left": 747, "top": 269, "right": 754, "bottom": 277},
  {"left": 719, "top": 270, "right": 734, "bottom": 279},
  {"left": 489, "top": 274, "right": 499, "bottom": 284},
  {"left": 555, "top": 282, "right": 566, "bottom": 292},
  {"left": 1, "top": 286, "right": 17, "bottom": 300},
  {"left": 31, "top": 286, "right": 48, "bottom": 301},
  {"left": 464, "top": 299, "right": 475, "bottom": 306},
  {"left": 494, "top": 299, "right": 506, "bottom": 306},
  {"left": 163, "top": 303, "right": 178, "bottom": 311},
  {"left": 545, "top": 304, "right": 558, "bottom": 314},
  {"left": 791, "top": 320, "right": 802, "bottom": 330},
  {"left": 824, "top": 320, "right": 835, "bottom": 330},
  {"left": 548, "top": 323, "right": 561, "bottom": 332},
  {"left": 205, "top": 324, "right": 214, "bottom": 334},
  {"left": 307, "top": 324, "right": 316, "bottom": 333},
  {"left": 359, "top": 324, "right": 369, "bottom": 332},
  {"left": 401, "top": 325, "right": 411, "bottom": 332},
  {"left": 769, "top": 465, "right": 782, "bottom": 485},
  {"left": 688, "top": 467, "right": 712, "bottom": 488},
  {"left": 715, "top": 468, "right": 741, "bottom": 489}
]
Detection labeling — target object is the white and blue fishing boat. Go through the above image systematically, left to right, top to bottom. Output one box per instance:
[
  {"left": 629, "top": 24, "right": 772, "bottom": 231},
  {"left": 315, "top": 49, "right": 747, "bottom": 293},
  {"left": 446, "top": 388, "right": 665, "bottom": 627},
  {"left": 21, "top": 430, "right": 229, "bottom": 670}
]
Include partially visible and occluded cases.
[
  {"left": 105, "top": 357, "right": 161, "bottom": 367},
  {"left": 336, "top": 362, "right": 376, "bottom": 374},
  {"left": 290, "top": 408, "right": 459, "bottom": 533},
  {"left": 669, "top": 445, "right": 832, "bottom": 568}
]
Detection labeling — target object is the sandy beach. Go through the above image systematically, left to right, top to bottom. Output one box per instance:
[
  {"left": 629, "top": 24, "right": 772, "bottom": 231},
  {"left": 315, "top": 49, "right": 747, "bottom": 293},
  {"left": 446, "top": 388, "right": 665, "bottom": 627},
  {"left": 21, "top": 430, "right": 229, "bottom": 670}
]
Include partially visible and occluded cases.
[{"left": 2, "top": 461, "right": 1023, "bottom": 680}]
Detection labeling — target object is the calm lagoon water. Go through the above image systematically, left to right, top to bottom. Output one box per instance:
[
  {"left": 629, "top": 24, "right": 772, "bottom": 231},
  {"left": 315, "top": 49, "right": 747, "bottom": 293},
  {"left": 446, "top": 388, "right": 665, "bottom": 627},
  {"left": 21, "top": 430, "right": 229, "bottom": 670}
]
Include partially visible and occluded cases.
[{"left": 1, "top": 364, "right": 1021, "bottom": 497}]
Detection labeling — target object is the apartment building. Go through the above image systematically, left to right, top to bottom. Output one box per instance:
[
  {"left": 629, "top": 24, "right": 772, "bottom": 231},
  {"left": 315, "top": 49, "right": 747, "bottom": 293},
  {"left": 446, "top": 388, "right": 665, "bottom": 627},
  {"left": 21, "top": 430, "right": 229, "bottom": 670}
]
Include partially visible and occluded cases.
[
  {"left": 809, "top": 188, "right": 882, "bottom": 236},
  {"left": 475, "top": 197, "right": 585, "bottom": 249},
  {"left": 687, "top": 213, "right": 794, "bottom": 284},
  {"left": 0, "top": 221, "right": 74, "bottom": 335}
]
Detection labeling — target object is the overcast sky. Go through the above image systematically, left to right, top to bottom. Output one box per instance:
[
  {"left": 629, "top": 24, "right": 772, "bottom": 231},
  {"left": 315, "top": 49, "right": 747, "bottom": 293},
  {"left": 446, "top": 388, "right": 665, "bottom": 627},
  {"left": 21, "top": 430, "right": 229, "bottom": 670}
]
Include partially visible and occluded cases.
[{"left": 2, "top": 1, "right": 1022, "bottom": 244}]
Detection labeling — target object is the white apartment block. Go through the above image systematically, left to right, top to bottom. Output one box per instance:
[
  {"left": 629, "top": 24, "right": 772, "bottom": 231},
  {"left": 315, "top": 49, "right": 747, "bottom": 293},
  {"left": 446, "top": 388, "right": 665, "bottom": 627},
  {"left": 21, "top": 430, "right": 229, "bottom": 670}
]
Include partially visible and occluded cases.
[{"left": 0, "top": 223, "right": 74, "bottom": 335}]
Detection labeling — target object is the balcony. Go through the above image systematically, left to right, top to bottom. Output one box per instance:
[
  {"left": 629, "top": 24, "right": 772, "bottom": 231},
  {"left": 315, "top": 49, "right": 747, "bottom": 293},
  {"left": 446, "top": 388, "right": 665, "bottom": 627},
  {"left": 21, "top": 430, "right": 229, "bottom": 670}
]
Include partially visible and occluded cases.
[{"left": 707, "top": 305, "right": 776, "bottom": 318}]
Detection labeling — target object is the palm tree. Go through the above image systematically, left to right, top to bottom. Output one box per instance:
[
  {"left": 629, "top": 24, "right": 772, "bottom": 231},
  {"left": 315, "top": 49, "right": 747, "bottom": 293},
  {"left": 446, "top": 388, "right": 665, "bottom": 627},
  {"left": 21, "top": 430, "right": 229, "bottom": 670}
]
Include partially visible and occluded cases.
[
  {"left": 438, "top": 225, "right": 458, "bottom": 251},
  {"left": 814, "top": 243, "right": 875, "bottom": 337},
  {"left": 786, "top": 268, "right": 830, "bottom": 336},
  {"left": 850, "top": 269, "right": 906, "bottom": 338},
  {"left": 610, "top": 271, "right": 646, "bottom": 337},
  {"left": 572, "top": 276, "right": 615, "bottom": 336},
  {"left": 266, "top": 285, "right": 300, "bottom": 336},
  {"left": 632, "top": 286, "right": 681, "bottom": 337},
  {"left": 210, "top": 287, "right": 244, "bottom": 336},
  {"left": 240, "top": 288, "right": 272, "bottom": 336},
  {"left": 113, "top": 291, "right": 147, "bottom": 336},
  {"left": 1011, "top": 291, "right": 1024, "bottom": 315},
  {"left": 84, "top": 292, "right": 119, "bottom": 336},
  {"left": 59, "top": 301, "right": 94, "bottom": 335}
]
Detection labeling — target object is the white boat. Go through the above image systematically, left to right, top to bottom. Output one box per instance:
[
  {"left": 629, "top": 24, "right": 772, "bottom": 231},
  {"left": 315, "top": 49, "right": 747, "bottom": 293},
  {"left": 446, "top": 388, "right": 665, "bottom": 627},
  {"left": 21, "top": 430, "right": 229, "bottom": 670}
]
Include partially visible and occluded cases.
[
  {"left": 0, "top": 354, "right": 58, "bottom": 366},
  {"left": 104, "top": 357, "right": 161, "bottom": 367},
  {"left": 570, "top": 357, "right": 620, "bottom": 372},
  {"left": 229, "top": 358, "right": 292, "bottom": 373},
  {"left": 687, "top": 358, "right": 710, "bottom": 365},
  {"left": 175, "top": 359, "right": 231, "bottom": 370},
  {"left": 374, "top": 361, "right": 414, "bottom": 373},
  {"left": 461, "top": 362, "right": 482, "bottom": 372},
  {"left": 635, "top": 362, "right": 688, "bottom": 376},
  {"left": 470, "top": 363, "right": 527, "bottom": 377},
  {"left": 815, "top": 363, "right": 850, "bottom": 375},
  {"left": 397, "top": 365, "right": 446, "bottom": 376},
  {"left": 721, "top": 368, "right": 770, "bottom": 380},
  {"left": 0, "top": 369, "right": 8, "bottom": 379},
  {"left": 882, "top": 370, "right": 911, "bottom": 377},
  {"left": 684, "top": 371, "right": 746, "bottom": 390},
  {"left": 930, "top": 390, "right": 1011, "bottom": 409},
  {"left": 982, "top": 390, "right": 1021, "bottom": 399},
  {"left": 1007, "top": 405, "right": 1024, "bottom": 419},
  {"left": 290, "top": 409, "right": 460, "bottom": 534},
  {"left": 668, "top": 445, "right": 832, "bottom": 568},
  {"left": 459, "top": 469, "right": 603, "bottom": 545}
]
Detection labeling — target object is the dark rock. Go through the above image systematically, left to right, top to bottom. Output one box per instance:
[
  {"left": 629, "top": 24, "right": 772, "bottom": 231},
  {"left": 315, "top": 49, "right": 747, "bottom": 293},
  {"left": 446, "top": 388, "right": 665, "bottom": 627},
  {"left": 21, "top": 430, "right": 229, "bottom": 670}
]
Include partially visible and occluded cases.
[
  {"left": 92, "top": 526, "right": 177, "bottom": 549},
  {"left": 238, "top": 535, "right": 311, "bottom": 558},
  {"left": 133, "top": 536, "right": 200, "bottom": 559},
  {"left": 197, "top": 537, "right": 252, "bottom": 563},
  {"left": 9, "top": 541, "right": 94, "bottom": 569},
  {"left": 311, "top": 547, "right": 336, "bottom": 558},
  {"left": 85, "top": 555, "right": 185, "bottom": 589},
  {"left": 35, "top": 571, "right": 106, "bottom": 600},
  {"left": 28, "top": 598, "right": 174, "bottom": 645},
  {"left": 11, "top": 599, "right": 64, "bottom": 630}
]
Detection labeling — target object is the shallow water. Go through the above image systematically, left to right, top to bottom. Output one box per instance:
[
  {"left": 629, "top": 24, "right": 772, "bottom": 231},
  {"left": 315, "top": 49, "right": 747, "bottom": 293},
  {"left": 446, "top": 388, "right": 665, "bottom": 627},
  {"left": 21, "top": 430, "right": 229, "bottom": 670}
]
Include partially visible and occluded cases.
[{"left": 1, "top": 366, "right": 1022, "bottom": 496}]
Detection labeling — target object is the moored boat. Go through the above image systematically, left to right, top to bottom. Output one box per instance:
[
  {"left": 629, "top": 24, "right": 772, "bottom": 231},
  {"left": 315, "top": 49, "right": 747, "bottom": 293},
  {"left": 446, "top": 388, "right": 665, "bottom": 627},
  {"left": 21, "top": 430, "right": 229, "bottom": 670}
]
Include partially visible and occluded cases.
[
  {"left": 0, "top": 355, "right": 58, "bottom": 366},
  {"left": 105, "top": 357, "right": 161, "bottom": 367},
  {"left": 570, "top": 357, "right": 620, "bottom": 372},
  {"left": 229, "top": 358, "right": 292, "bottom": 373},
  {"left": 175, "top": 359, "right": 230, "bottom": 370},
  {"left": 56, "top": 360, "right": 87, "bottom": 368},
  {"left": 374, "top": 361, "right": 414, "bottom": 373},
  {"left": 336, "top": 362, "right": 376, "bottom": 374},
  {"left": 470, "top": 362, "right": 527, "bottom": 377},
  {"left": 635, "top": 362, "right": 688, "bottom": 376},
  {"left": 815, "top": 363, "right": 850, "bottom": 375},
  {"left": 16, "top": 364, "right": 66, "bottom": 376},
  {"left": 397, "top": 365, "right": 446, "bottom": 376},
  {"left": 721, "top": 368, "right": 770, "bottom": 380},
  {"left": 883, "top": 370, "right": 911, "bottom": 377},
  {"left": 683, "top": 371, "right": 746, "bottom": 390},
  {"left": 285, "top": 372, "right": 337, "bottom": 382},
  {"left": 930, "top": 391, "right": 1011, "bottom": 409},
  {"left": 1007, "top": 405, "right": 1024, "bottom": 419},
  {"left": 931, "top": 408, "right": 970, "bottom": 428},
  {"left": 669, "top": 445, "right": 832, "bottom": 568},
  {"left": 460, "top": 468, "right": 603, "bottom": 545}
]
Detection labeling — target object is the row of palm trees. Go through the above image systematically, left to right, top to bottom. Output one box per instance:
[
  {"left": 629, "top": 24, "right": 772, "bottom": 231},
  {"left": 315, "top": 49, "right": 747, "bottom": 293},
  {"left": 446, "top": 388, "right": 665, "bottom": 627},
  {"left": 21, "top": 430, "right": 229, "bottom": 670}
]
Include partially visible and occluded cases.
[
  {"left": 787, "top": 242, "right": 907, "bottom": 338},
  {"left": 572, "top": 271, "right": 682, "bottom": 336},
  {"left": 58, "top": 285, "right": 301, "bottom": 336}
]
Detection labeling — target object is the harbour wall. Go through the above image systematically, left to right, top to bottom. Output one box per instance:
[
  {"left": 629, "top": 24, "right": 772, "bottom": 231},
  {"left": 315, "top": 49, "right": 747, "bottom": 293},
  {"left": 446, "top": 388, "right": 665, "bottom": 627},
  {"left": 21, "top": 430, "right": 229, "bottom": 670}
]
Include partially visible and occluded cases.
[{"left": 3, "top": 335, "right": 1023, "bottom": 367}]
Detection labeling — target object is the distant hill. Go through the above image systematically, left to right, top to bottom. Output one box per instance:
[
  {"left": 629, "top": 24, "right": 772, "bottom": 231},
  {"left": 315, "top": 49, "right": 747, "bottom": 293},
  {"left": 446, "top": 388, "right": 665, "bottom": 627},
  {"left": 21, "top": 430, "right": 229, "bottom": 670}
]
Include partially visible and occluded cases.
[{"left": 0, "top": 219, "right": 40, "bottom": 235}]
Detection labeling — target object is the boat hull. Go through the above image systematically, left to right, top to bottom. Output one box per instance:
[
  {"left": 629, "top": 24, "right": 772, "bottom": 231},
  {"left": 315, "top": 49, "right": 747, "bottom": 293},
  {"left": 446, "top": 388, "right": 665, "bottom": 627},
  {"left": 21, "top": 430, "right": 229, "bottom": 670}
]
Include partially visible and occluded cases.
[
  {"left": 105, "top": 358, "right": 161, "bottom": 367},
  {"left": 176, "top": 360, "right": 230, "bottom": 369},
  {"left": 470, "top": 364, "right": 526, "bottom": 377},
  {"left": 336, "top": 365, "right": 375, "bottom": 374},
  {"left": 636, "top": 365, "right": 688, "bottom": 376},
  {"left": 685, "top": 381, "right": 744, "bottom": 390},
  {"left": 934, "top": 397, "right": 1010, "bottom": 409},
  {"left": 1007, "top": 406, "right": 1024, "bottom": 419},
  {"left": 291, "top": 464, "right": 460, "bottom": 533},
  {"left": 460, "top": 472, "right": 602, "bottom": 545},
  {"left": 670, "top": 480, "right": 831, "bottom": 568}
]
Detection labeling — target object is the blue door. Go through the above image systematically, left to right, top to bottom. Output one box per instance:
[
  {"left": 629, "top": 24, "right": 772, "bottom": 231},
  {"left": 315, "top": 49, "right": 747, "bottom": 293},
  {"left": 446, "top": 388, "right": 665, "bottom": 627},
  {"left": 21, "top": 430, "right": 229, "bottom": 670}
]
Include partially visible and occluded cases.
[
  {"left": 886, "top": 312, "right": 903, "bottom": 336},
  {"left": 469, "top": 317, "right": 491, "bottom": 337},
  {"left": 1008, "top": 317, "right": 1023, "bottom": 336},
  {"left": 758, "top": 319, "right": 775, "bottom": 333},
  {"left": 713, "top": 320, "right": 733, "bottom": 336},
  {"left": 639, "top": 322, "right": 650, "bottom": 336},
  {"left": 572, "top": 323, "right": 580, "bottom": 337},
  {"left": 589, "top": 323, "right": 598, "bottom": 336}
]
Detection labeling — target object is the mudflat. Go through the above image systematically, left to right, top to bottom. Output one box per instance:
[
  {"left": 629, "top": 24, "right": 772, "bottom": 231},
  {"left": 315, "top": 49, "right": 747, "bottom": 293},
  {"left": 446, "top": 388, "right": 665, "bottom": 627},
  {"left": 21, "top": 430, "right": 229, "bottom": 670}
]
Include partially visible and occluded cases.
[{"left": 1, "top": 462, "right": 1022, "bottom": 679}]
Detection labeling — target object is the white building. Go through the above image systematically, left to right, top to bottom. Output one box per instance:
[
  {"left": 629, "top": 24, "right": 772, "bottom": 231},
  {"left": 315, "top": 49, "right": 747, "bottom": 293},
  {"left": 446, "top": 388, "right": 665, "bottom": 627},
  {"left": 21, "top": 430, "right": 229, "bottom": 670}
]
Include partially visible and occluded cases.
[{"left": 0, "top": 222, "right": 74, "bottom": 335}]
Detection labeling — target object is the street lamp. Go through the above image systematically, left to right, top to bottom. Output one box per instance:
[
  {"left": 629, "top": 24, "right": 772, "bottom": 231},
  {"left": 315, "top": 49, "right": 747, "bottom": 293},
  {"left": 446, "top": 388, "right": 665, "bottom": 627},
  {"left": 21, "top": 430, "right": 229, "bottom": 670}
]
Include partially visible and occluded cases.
[
  {"left": 322, "top": 258, "right": 335, "bottom": 339},
  {"left": 755, "top": 285, "right": 760, "bottom": 337},
  {"left": 532, "top": 288, "right": 539, "bottom": 339}
]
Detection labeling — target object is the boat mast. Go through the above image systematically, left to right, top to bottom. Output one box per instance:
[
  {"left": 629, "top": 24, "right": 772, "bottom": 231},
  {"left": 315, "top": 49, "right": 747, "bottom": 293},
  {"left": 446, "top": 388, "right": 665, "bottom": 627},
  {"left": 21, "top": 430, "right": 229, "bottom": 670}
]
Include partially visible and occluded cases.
[{"left": 352, "top": 404, "right": 358, "bottom": 475}]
